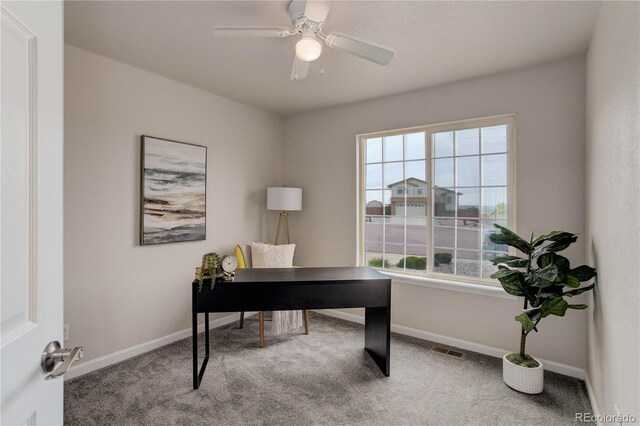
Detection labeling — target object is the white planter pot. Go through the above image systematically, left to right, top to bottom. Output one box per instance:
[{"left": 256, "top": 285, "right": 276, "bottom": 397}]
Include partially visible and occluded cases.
[{"left": 503, "top": 354, "right": 544, "bottom": 394}]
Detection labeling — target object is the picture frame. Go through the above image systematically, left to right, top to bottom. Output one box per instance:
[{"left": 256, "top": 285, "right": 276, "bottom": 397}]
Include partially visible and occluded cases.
[{"left": 140, "top": 135, "right": 207, "bottom": 245}]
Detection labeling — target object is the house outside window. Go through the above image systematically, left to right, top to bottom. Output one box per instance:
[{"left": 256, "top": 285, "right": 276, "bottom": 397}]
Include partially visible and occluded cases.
[{"left": 358, "top": 114, "right": 515, "bottom": 284}]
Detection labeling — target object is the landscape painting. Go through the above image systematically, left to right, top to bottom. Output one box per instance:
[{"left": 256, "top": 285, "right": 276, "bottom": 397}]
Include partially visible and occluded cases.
[{"left": 140, "top": 136, "right": 206, "bottom": 245}]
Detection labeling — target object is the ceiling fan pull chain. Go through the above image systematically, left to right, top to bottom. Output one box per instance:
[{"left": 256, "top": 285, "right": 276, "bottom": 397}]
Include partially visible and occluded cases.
[{"left": 320, "top": 55, "right": 325, "bottom": 77}]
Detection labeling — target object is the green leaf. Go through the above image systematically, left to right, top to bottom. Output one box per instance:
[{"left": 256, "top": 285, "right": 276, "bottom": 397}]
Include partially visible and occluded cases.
[
  {"left": 489, "top": 224, "right": 533, "bottom": 255},
  {"left": 532, "top": 231, "right": 578, "bottom": 247},
  {"left": 534, "top": 235, "right": 579, "bottom": 257},
  {"left": 535, "top": 253, "right": 571, "bottom": 273},
  {"left": 536, "top": 253, "right": 554, "bottom": 268},
  {"left": 491, "top": 255, "right": 529, "bottom": 268},
  {"left": 529, "top": 264, "right": 559, "bottom": 289},
  {"left": 534, "top": 264, "right": 559, "bottom": 283},
  {"left": 569, "top": 265, "right": 597, "bottom": 282},
  {"left": 491, "top": 269, "right": 526, "bottom": 296},
  {"left": 564, "top": 274, "right": 581, "bottom": 288},
  {"left": 564, "top": 283, "right": 595, "bottom": 297},
  {"left": 538, "top": 285, "right": 565, "bottom": 299},
  {"left": 540, "top": 297, "right": 569, "bottom": 317},
  {"left": 568, "top": 304, "right": 588, "bottom": 310},
  {"left": 515, "top": 312, "right": 536, "bottom": 333}
]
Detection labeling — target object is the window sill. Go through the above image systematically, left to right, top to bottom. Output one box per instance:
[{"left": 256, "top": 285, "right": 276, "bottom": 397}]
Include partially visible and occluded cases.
[{"left": 377, "top": 270, "right": 517, "bottom": 300}]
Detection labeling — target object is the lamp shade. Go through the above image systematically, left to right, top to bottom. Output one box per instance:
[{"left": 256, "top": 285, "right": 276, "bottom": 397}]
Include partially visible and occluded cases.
[{"left": 267, "top": 187, "right": 302, "bottom": 211}]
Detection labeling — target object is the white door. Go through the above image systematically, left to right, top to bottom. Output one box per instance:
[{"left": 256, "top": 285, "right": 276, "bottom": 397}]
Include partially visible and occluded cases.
[{"left": 1, "top": 1, "right": 65, "bottom": 425}]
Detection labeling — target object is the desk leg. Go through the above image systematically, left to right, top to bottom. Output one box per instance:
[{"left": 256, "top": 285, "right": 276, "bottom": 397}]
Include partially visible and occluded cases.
[
  {"left": 364, "top": 306, "right": 390, "bottom": 376},
  {"left": 192, "top": 312, "right": 210, "bottom": 389}
]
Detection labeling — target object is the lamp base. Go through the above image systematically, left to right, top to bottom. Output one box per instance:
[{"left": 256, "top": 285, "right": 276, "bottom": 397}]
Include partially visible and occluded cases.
[{"left": 274, "top": 211, "right": 290, "bottom": 245}]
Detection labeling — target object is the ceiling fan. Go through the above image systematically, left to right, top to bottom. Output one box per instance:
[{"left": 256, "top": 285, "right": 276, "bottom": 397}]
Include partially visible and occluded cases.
[{"left": 214, "top": 0, "right": 395, "bottom": 81}]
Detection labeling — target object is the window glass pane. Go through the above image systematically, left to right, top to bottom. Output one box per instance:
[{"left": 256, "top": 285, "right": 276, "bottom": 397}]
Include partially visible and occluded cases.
[
  {"left": 481, "top": 125, "right": 507, "bottom": 154},
  {"left": 455, "top": 128, "right": 479, "bottom": 156},
  {"left": 433, "top": 131, "right": 453, "bottom": 158},
  {"left": 406, "top": 132, "right": 425, "bottom": 160},
  {"left": 384, "top": 135, "right": 403, "bottom": 162},
  {"left": 366, "top": 137, "right": 382, "bottom": 163},
  {"left": 482, "top": 154, "right": 507, "bottom": 186},
  {"left": 456, "top": 156, "right": 479, "bottom": 187},
  {"left": 434, "top": 158, "right": 454, "bottom": 187},
  {"left": 405, "top": 160, "right": 426, "bottom": 183},
  {"left": 384, "top": 162, "right": 403, "bottom": 187},
  {"left": 366, "top": 164, "right": 382, "bottom": 189},
  {"left": 457, "top": 187, "right": 480, "bottom": 218},
  {"left": 482, "top": 187, "right": 507, "bottom": 219},
  {"left": 434, "top": 188, "right": 456, "bottom": 217},
  {"left": 364, "top": 189, "right": 384, "bottom": 216},
  {"left": 383, "top": 189, "right": 393, "bottom": 214},
  {"left": 364, "top": 216, "right": 383, "bottom": 244},
  {"left": 385, "top": 216, "right": 405, "bottom": 244},
  {"left": 406, "top": 216, "right": 427, "bottom": 245},
  {"left": 482, "top": 219, "right": 508, "bottom": 252},
  {"left": 433, "top": 222, "right": 455, "bottom": 248},
  {"left": 457, "top": 225, "right": 481, "bottom": 251},
  {"left": 365, "top": 241, "right": 384, "bottom": 268},
  {"left": 384, "top": 243, "right": 405, "bottom": 269},
  {"left": 405, "top": 244, "right": 427, "bottom": 257},
  {"left": 433, "top": 248, "right": 455, "bottom": 274},
  {"left": 456, "top": 250, "right": 481, "bottom": 277},
  {"left": 399, "top": 251, "right": 428, "bottom": 272},
  {"left": 482, "top": 251, "right": 509, "bottom": 279}
]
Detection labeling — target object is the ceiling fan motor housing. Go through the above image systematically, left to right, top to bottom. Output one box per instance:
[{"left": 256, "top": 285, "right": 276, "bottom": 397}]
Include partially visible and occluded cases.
[{"left": 289, "top": 0, "right": 323, "bottom": 34}]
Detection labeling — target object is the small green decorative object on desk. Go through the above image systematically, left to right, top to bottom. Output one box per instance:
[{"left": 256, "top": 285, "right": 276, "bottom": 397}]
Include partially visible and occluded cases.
[
  {"left": 489, "top": 224, "right": 596, "bottom": 394},
  {"left": 199, "top": 252, "right": 222, "bottom": 290}
]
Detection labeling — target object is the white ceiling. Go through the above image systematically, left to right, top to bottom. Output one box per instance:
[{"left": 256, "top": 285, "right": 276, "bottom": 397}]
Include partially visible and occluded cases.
[{"left": 65, "top": 1, "right": 600, "bottom": 116}]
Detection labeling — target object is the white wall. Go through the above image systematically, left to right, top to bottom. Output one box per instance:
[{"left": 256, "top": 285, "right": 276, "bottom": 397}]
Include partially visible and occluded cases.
[
  {"left": 586, "top": 2, "right": 640, "bottom": 418},
  {"left": 64, "top": 45, "right": 283, "bottom": 363},
  {"left": 283, "top": 56, "right": 589, "bottom": 369}
]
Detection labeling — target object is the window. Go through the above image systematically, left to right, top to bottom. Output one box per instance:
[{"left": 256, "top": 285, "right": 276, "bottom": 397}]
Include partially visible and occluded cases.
[{"left": 358, "top": 115, "right": 514, "bottom": 284}]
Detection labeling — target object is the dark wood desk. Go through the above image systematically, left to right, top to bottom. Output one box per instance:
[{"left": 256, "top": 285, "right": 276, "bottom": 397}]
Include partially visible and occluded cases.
[{"left": 192, "top": 266, "right": 391, "bottom": 389}]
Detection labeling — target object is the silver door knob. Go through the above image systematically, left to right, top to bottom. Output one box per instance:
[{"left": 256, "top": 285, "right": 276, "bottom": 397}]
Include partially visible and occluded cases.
[{"left": 41, "top": 341, "right": 84, "bottom": 380}]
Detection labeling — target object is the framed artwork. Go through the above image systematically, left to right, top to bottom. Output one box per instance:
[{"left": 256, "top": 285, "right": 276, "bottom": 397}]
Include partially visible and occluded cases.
[{"left": 140, "top": 135, "right": 207, "bottom": 245}]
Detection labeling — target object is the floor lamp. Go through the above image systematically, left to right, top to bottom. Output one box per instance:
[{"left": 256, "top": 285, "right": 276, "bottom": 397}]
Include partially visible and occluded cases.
[{"left": 267, "top": 187, "right": 302, "bottom": 245}]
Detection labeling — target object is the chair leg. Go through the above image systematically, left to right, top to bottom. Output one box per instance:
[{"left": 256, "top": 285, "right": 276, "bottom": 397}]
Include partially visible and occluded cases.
[
  {"left": 304, "top": 310, "right": 309, "bottom": 335},
  {"left": 259, "top": 311, "right": 265, "bottom": 348},
  {"left": 239, "top": 312, "right": 244, "bottom": 329}
]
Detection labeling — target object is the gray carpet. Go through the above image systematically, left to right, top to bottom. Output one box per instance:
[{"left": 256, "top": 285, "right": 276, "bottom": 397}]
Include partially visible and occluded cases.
[{"left": 65, "top": 313, "right": 593, "bottom": 425}]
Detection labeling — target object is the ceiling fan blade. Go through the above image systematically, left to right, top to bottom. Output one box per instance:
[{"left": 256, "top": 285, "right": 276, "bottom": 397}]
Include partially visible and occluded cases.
[
  {"left": 303, "top": 0, "right": 331, "bottom": 24},
  {"left": 214, "top": 27, "right": 294, "bottom": 38},
  {"left": 325, "top": 32, "right": 395, "bottom": 65},
  {"left": 290, "top": 56, "right": 310, "bottom": 81}
]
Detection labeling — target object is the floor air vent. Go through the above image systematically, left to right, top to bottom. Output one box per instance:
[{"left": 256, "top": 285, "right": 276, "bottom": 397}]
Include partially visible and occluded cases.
[{"left": 431, "top": 346, "right": 466, "bottom": 359}]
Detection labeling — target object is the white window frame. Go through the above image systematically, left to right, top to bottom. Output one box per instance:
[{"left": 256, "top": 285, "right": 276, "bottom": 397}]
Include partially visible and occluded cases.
[{"left": 356, "top": 113, "right": 517, "bottom": 289}]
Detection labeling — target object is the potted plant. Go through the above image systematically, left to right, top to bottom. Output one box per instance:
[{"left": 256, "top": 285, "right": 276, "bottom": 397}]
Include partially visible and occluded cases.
[
  {"left": 489, "top": 225, "right": 596, "bottom": 394},
  {"left": 200, "top": 252, "right": 221, "bottom": 290}
]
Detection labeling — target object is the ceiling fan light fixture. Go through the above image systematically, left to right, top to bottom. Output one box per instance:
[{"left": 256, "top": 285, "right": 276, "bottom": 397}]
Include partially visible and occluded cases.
[{"left": 295, "top": 32, "right": 322, "bottom": 62}]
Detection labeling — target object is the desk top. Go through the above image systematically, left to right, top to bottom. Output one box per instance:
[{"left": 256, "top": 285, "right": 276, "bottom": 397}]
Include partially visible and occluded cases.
[{"left": 232, "top": 266, "right": 388, "bottom": 285}]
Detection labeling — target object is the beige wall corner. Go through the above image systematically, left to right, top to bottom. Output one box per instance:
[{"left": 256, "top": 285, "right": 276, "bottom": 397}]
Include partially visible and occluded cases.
[{"left": 586, "top": 1, "right": 640, "bottom": 419}]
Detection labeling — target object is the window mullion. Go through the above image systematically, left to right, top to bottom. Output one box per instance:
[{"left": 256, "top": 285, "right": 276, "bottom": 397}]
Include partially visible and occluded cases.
[
  {"left": 426, "top": 130, "right": 433, "bottom": 277},
  {"left": 452, "top": 132, "right": 458, "bottom": 276},
  {"left": 403, "top": 134, "right": 407, "bottom": 272},
  {"left": 381, "top": 137, "right": 386, "bottom": 267}
]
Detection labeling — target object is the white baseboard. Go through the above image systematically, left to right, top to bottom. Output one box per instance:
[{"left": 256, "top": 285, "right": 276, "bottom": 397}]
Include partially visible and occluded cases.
[
  {"left": 65, "top": 308, "right": 587, "bottom": 383},
  {"left": 314, "top": 309, "right": 586, "bottom": 380},
  {"left": 64, "top": 312, "right": 254, "bottom": 381},
  {"left": 584, "top": 373, "right": 601, "bottom": 424}
]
